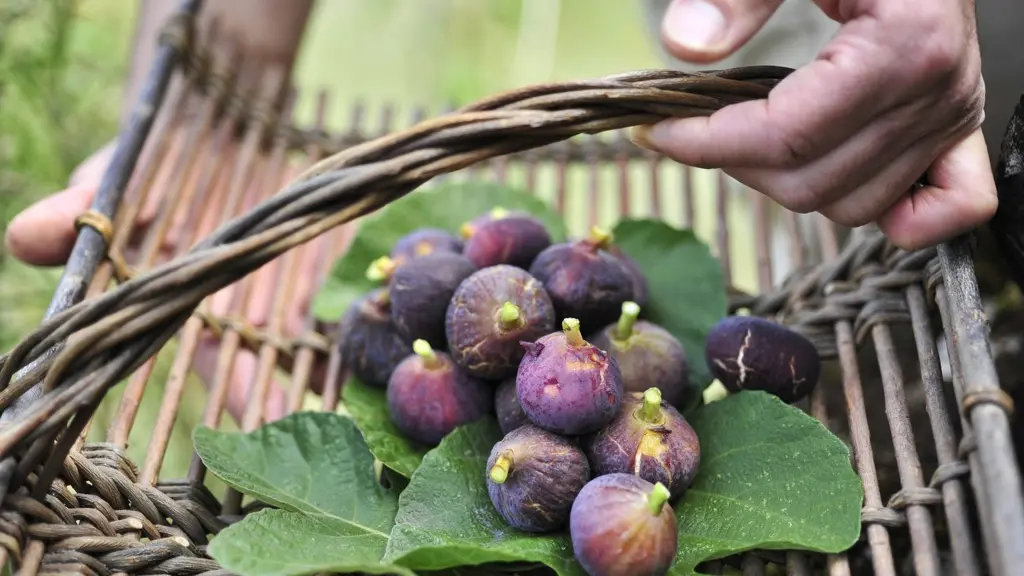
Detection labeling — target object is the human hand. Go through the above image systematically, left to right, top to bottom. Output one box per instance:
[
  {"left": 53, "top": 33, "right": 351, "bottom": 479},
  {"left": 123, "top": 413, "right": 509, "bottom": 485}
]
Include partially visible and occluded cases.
[{"left": 634, "top": 0, "right": 996, "bottom": 251}]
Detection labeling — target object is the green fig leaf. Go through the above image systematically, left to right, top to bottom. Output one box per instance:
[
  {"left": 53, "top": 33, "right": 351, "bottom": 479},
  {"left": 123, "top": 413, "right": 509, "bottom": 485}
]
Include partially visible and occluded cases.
[
  {"left": 311, "top": 182, "right": 568, "bottom": 322},
  {"left": 610, "top": 218, "right": 728, "bottom": 390},
  {"left": 343, "top": 376, "right": 429, "bottom": 478},
  {"left": 383, "top": 392, "right": 862, "bottom": 576},
  {"left": 194, "top": 412, "right": 413, "bottom": 576},
  {"left": 383, "top": 418, "right": 586, "bottom": 576}
]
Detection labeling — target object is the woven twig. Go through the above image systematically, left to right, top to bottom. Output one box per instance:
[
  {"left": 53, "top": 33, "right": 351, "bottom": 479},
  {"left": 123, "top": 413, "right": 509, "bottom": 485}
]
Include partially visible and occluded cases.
[{"left": 0, "top": 66, "right": 791, "bottom": 468}]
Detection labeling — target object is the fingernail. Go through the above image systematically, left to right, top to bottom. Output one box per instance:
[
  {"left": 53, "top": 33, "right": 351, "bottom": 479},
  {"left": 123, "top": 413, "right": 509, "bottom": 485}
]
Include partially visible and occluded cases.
[
  {"left": 662, "top": 0, "right": 727, "bottom": 51},
  {"left": 628, "top": 125, "right": 656, "bottom": 151}
]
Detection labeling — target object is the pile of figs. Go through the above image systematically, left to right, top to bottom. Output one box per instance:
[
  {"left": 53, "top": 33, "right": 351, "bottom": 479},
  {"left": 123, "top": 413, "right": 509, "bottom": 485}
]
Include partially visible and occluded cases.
[{"left": 338, "top": 207, "right": 822, "bottom": 576}]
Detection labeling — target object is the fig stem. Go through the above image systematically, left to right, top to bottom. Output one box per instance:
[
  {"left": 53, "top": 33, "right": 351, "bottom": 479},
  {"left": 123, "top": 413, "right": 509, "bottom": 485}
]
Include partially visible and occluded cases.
[
  {"left": 489, "top": 206, "right": 509, "bottom": 219},
  {"left": 459, "top": 222, "right": 475, "bottom": 239},
  {"left": 585, "top": 226, "right": 613, "bottom": 249},
  {"left": 366, "top": 256, "right": 396, "bottom": 282},
  {"left": 499, "top": 301, "right": 522, "bottom": 332},
  {"left": 615, "top": 301, "right": 641, "bottom": 340},
  {"left": 562, "top": 318, "right": 586, "bottom": 347},
  {"left": 413, "top": 339, "right": 441, "bottom": 369},
  {"left": 639, "top": 387, "right": 663, "bottom": 423},
  {"left": 489, "top": 453, "right": 513, "bottom": 484},
  {"left": 648, "top": 482, "right": 671, "bottom": 515}
]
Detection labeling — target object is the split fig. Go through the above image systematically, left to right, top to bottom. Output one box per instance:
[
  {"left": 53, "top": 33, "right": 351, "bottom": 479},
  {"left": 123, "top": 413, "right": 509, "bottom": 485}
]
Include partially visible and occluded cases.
[
  {"left": 461, "top": 209, "right": 552, "bottom": 269},
  {"left": 528, "top": 227, "right": 635, "bottom": 328},
  {"left": 390, "top": 228, "right": 464, "bottom": 267},
  {"left": 389, "top": 251, "right": 477, "bottom": 348},
  {"left": 445, "top": 265, "right": 556, "bottom": 380},
  {"left": 337, "top": 289, "right": 413, "bottom": 389},
  {"left": 590, "top": 301, "right": 691, "bottom": 408},
  {"left": 705, "top": 315, "right": 821, "bottom": 403},
  {"left": 516, "top": 318, "right": 624, "bottom": 436},
  {"left": 386, "top": 339, "right": 492, "bottom": 446},
  {"left": 495, "top": 376, "right": 529, "bottom": 435},
  {"left": 582, "top": 387, "right": 700, "bottom": 500},
  {"left": 486, "top": 424, "right": 591, "bottom": 532},
  {"left": 569, "top": 473, "right": 678, "bottom": 576}
]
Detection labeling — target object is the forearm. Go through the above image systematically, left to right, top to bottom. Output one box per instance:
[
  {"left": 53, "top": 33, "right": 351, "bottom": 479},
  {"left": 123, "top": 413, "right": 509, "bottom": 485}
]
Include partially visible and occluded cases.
[{"left": 120, "top": 0, "right": 314, "bottom": 127}]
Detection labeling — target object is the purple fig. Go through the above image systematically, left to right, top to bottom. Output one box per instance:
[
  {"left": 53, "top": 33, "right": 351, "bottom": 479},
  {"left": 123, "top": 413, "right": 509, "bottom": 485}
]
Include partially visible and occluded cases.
[
  {"left": 461, "top": 208, "right": 552, "bottom": 269},
  {"left": 528, "top": 227, "right": 635, "bottom": 328},
  {"left": 390, "top": 228, "right": 464, "bottom": 267},
  {"left": 606, "top": 244, "right": 649, "bottom": 309},
  {"left": 388, "top": 251, "right": 477, "bottom": 349},
  {"left": 445, "top": 265, "right": 556, "bottom": 380},
  {"left": 337, "top": 289, "right": 413, "bottom": 389},
  {"left": 590, "top": 301, "right": 691, "bottom": 408},
  {"left": 705, "top": 315, "right": 821, "bottom": 403},
  {"left": 516, "top": 318, "right": 624, "bottom": 436},
  {"left": 386, "top": 339, "right": 493, "bottom": 446},
  {"left": 495, "top": 376, "right": 529, "bottom": 435},
  {"left": 582, "top": 387, "right": 701, "bottom": 500},
  {"left": 486, "top": 424, "right": 590, "bottom": 533},
  {"left": 570, "top": 473, "right": 678, "bottom": 576}
]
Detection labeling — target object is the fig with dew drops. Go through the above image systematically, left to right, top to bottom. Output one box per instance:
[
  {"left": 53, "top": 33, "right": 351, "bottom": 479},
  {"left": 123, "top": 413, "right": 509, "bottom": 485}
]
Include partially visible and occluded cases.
[
  {"left": 461, "top": 208, "right": 552, "bottom": 269},
  {"left": 528, "top": 226, "right": 635, "bottom": 329},
  {"left": 390, "top": 227, "right": 464, "bottom": 267},
  {"left": 388, "top": 251, "right": 477, "bottom": 349},
  {"left": 445, "top": 265, "right": 556, "bottom": 380},
  {"left": 336, "top": 288, "right": 413, "bottom": 389},
  {"left": 591, "top": 301, "right": 691, "bottom": 408},
  {"left": 705, "top": 315, "right": 821, "bottom": 403},
  {"left": 516, "top": 318, "right": 624, "bottom": 436},
  {"left": 386, "top": 339, "right": 492, "bottom": 446},
  {"left": 495, "top": 376, "right": 529, "bottom": 435},
  {"left": 582, "top": 387, "right": 700, "bottom": 501},
  {"left": 486, "top": 424, "right": 591, "bottom": 533},
  {"left": 570, "top": 473, "right": 678, "bottom": 576}
]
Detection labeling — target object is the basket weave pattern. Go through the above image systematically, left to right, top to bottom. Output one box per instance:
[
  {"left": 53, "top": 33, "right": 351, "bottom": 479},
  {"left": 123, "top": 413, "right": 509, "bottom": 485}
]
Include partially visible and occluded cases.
[{"left": 0, "top": 10, "right": 1020, "bottom": 576}]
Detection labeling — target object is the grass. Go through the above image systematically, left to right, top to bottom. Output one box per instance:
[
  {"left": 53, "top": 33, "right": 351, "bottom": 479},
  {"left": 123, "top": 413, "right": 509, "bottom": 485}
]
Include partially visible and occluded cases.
[{"left": 0, "top": 0, "right": 758, "bottom": 493}]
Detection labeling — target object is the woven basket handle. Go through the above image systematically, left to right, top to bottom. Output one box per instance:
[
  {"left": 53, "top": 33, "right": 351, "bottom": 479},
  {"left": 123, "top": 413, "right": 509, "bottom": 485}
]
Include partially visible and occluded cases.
[{"left": 0, "top": 66, "right": 792, "bottom": 461}]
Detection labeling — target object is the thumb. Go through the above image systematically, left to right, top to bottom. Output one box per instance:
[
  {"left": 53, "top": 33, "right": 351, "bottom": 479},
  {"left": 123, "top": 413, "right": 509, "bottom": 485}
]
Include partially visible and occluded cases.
[
  {"left": 659, "top": 0, "right": 784, "bottom": 64},
  {"left": 4, "top": 183, "right": 96, "bottom": 267}
]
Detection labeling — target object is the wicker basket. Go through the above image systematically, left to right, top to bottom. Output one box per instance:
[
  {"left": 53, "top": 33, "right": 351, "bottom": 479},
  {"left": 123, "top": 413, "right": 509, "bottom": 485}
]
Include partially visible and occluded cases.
[{"left": 1, "top": 5, "right": 1022, "bottom": 576}]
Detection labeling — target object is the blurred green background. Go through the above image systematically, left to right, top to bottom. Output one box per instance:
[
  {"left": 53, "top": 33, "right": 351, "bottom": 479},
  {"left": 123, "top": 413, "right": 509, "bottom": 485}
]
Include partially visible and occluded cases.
[{"left": 0, "top": 0, "right": 756, "bottom": 493}]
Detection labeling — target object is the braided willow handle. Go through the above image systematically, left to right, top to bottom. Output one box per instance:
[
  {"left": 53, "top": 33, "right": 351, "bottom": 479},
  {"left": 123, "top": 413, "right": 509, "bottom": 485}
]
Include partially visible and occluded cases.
[{"left": 0, "top": 65, "right": 791, "bottom": 462}]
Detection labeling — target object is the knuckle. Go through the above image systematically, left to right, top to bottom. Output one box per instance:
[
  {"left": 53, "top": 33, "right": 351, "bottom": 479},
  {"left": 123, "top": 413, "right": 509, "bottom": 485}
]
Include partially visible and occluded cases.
[{"left": 773, "top": 181, "right": 827, "bottom": 215}]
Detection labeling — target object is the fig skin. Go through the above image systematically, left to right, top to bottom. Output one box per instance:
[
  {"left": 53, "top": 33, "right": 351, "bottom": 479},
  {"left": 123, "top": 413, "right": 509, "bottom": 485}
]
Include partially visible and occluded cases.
[
  {"left": 462, "top": 210, "right": 552, "bottom": 269},
  {"left": 528, "top": 227, "right": 635, "bottom": 329},
  {"left": 390, "top": 228, "right": 464, "bottom": 267},
  {"left": 606, "top": 244, "right": 649, "bottom": 309},
  {"left": 389, "top": 251, "right": 478, "bottom": 349},
  {"left": 445, "top": 265, "right": 556, "bottom": 380},
  {"left": 337, "top": 289, "right": 413, "bottom": 389},
  {"left": 590, "top": 301, "right": 691, "bottom": 408},
  {"left": 705, "top": 315, "right": 821, "bottom": 403},
  {"left": 516, "top": 318, "right": 624, "bottom": 436},
  {"left": 386, "top": 339, "right": 493, "bottom": 446},
  {"left": 495, "top": 376, "right": 530, "bottom": 435},
  {"left": 582, "top": 388, "right": 701, "bottom": 501},
  {"left": 486, "top": 424, "right": 591, "bottom": 533},
  {"left": 569, "top": 473, "right": 678, "bottom": 576}
]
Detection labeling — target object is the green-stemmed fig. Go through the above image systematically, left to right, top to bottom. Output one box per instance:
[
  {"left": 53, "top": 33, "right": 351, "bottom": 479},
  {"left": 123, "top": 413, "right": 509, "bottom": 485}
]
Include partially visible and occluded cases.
[
  {"left": 461, "top": 209, "right": 552, "bottom": 269},
  {"left": 528, "top": 227, "right": 635, "bottom": 328},
  {"left": 390, "top": 228, "right": 464, "bottom": 267},
  {"left": 389, "top": 251, "right": 477, "bottom": 348},
  {"left": 445, "top": 265, "right": 556, "bottom": 380},
  {"left": 337, "top": 289, "right": 413, "bottom": 389},
  {"left": 591, "top": 301, "right": 691, "bottom": 408},
  {"left": 705, "top": 315, "right": 821, "bottom": 403},
  {"left": 516, "top": 318, "right": 624, "bottom": 436},
  {"left": 386, "top": 340, "right": 492, "bottom": 446},
  {"left": 495, "top": 376, "right": 529, "bottom": 435},
  {"left": 583, "top": 387, "right": 700, "bottom": 500},
  {"left": 486, "top": 424, "right": 590, "bottom": 533},
  {"left": 570, "top": 473, "right": 678, "bottom": 576}
]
